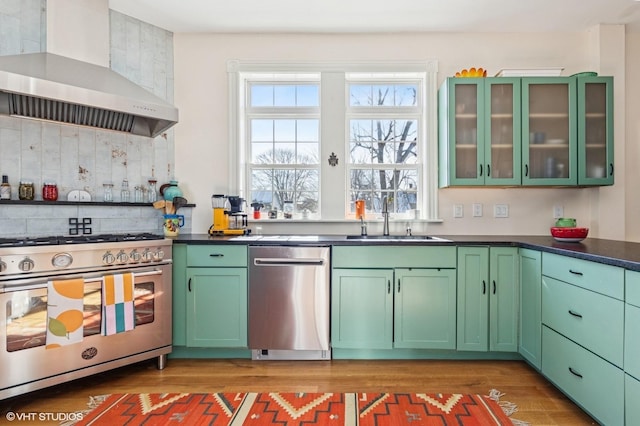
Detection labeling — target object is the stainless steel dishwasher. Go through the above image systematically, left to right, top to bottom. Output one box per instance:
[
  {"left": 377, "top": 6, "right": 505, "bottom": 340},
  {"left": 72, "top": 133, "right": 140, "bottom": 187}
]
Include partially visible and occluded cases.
[{"left": 248, "top": 245, "right": 331, "bottom": 360}]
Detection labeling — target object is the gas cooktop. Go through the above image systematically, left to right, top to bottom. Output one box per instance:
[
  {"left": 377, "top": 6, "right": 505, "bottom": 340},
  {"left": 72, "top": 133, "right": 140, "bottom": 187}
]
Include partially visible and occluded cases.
[{"left": 0, "top": 233, "right": 165, "bottom": 248}]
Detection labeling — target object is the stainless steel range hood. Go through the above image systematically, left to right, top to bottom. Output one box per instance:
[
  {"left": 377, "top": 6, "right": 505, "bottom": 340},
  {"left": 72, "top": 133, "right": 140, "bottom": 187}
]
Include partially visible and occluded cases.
[{"left": 0, "top": 52, "right": 178, "bottom": 138}]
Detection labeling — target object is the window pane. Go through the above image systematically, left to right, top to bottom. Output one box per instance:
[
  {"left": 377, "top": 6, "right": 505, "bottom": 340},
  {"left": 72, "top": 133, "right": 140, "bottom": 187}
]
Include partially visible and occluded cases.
[
  {"left": 349, "top": 83, "right": 419, "bottom": 107},
  {"left": 350, "top": 84, "right": 372, "bottom": 106},
  {"left": 250, "top": 85, "right": 273, "bottom": 107},
  {"left": 274, "top": 85, "right": 296, "bottom": 106},
  {"left": 297, "top": 85, "right": 319, "bottom": 107},
  {"left": 395, "top": 85, "right": 418, "bottom": 106},
  {"left": 251, "top": 119, "right": 273, "bottom": 142},
  {"left": 274, "top": 119, "right": 296, "bottom": 142},
  {"left": 297, "top": 119, "right": 319, "bottom": 142},
  {"left": 297, "top": 142, "right": 319, "bottom": 164},
  {"left": 251, "top": 143, "right": 273, "bottom": 163},
  {"left": 273, "top": 144, "right": 296, "bottom": 164}
]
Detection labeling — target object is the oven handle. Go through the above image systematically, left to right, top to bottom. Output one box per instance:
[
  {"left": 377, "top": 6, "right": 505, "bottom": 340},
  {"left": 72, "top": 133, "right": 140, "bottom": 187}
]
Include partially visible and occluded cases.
[{"left": 1, "top": 269, "right": 164, "bottom": 292}]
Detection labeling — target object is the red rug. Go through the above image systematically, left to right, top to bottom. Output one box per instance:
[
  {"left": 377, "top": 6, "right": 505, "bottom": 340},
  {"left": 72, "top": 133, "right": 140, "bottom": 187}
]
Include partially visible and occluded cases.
[{"left": 74, "top": 391, "right": 520, "bottom": 425}]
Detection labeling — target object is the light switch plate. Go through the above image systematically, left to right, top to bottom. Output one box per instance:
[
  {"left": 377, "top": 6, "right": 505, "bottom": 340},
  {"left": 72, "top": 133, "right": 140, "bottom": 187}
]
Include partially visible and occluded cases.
[
  {"left": 472, "top": 203, "right": 483, "bottom": 217},
  {"left": 453, "top": 204, "right": 464, "bottom": 218},
  {"left": 494, "top": 204, "right": 509, "bottom": 218},
  {"left": 553, "top": 205, "right": 564, "bottom": 219}
]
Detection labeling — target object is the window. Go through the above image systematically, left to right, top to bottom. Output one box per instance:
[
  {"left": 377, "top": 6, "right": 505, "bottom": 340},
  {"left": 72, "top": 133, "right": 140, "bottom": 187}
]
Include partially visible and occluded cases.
[
  {"left": 229, "top": 61, "right": 438, "bottom": 221},
  {"left": 347, "top": 75, "right": 422, "bottom": 218},
  {"left": 246, "top": 78, "right": 321, "bottom": 217}
]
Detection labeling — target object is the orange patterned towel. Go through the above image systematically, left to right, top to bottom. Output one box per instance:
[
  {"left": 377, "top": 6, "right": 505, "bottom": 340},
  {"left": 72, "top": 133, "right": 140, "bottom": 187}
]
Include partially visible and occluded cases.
[
  {"left": 101, "top": 273, "right": 135, "bottom": 335},
  {"left": 46, "top": 278, "right": 85, "bottom": 349}
]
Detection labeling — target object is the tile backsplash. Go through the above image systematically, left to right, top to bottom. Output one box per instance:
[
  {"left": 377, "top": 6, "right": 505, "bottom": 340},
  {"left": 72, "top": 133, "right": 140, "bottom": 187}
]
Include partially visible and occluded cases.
[{"left": 0, "top": 3, "right": 179, "bottom": 237}]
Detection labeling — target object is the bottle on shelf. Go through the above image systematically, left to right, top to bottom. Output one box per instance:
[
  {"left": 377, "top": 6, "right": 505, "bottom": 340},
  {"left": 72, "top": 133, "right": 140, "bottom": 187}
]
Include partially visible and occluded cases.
[
  {"left": 0, "top": 175, "right": 11, "bottom": 200},
  {"left": 103, "top": 182, "right": 114, "bottom": 202}
]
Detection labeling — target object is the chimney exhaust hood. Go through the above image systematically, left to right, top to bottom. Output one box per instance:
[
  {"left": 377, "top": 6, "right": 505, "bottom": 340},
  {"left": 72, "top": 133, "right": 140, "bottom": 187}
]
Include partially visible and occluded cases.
[{"left": 0, "top": 52, "right": 178, "bottom": 138}]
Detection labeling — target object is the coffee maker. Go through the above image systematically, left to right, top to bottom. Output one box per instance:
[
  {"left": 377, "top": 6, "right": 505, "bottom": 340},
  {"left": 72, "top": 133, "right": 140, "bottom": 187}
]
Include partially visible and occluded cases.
[{"left": 208, "top": 194, "right": 250, "bottom": 236}]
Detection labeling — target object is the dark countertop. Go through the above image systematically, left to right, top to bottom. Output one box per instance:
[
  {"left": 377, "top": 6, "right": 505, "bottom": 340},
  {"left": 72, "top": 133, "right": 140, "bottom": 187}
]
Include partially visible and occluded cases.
[{"left": 172, "top": 233, "right": 640, "bottom": 271}]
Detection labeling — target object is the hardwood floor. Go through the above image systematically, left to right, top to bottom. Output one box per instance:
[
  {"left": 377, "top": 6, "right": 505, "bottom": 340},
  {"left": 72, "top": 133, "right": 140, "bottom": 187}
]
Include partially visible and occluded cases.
[{"left": 0, "top": 358, "right": 596, "bottom": 425}]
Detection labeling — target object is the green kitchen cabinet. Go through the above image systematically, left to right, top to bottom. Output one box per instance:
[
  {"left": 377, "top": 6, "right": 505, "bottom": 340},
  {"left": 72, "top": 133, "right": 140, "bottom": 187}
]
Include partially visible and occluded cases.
[
  {"left": 439, "top": 76, "right": 613, "bottom": 188},
  {"left": 577, "top": 76, "right": 614, "bottom": 185},
  {"left": 439, "top": 77, "right": 521, "bottom": 187},
  {"left": 521, "top": 77, "right": 577, "bottom": 185},
  {"left": 172, "top": 243, "right": 188, "bottom": 346},
  {"left": 184, "top": 245, "right": 248, "bottom": 348},
  {"left": 331, "top": 246, "right": 457, "bottom": 350},
  {"left": 457, "top": 246, "right": 519, "bottom": 352},
  {"left": 518, "top": 248, "right": 541, "bottom": 370},
  {"left": 541, "top": 252, "right": 624, "bottom": 425},
  {"left": 186, "top": 267, "right": 247, "bottom": 348},
  {"left": 331, "top": 268, "right": 394, "bottom": 349},
  {"left": 625, "top": 270, "right": 640, "bottom": 425}
]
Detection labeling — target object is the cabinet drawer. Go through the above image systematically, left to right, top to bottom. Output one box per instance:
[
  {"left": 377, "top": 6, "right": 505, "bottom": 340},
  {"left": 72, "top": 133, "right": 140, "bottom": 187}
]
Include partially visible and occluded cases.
[
  {"left": 187, "top": 245, "right": 248, "bottom": 267},
  {"left": 332, "top": 246, "right": 456, "bottom": 268},
  {"left": 542, "top": 253, "right": 623, "bottom": 299},
  {"left": 626, "top": 270, "right": 640, "bottom": 308},
  {"left": 542, "top": 276, "right": 623, "bottom": 367},
  {"left": 625, "top": 303, "right": 640, "bottom": 379},
  {"left": 542, "top": 326, "right": 624, "bottom": 426},
  {"left": 627, "top": 374, "right": 640, "bottom": 426}
]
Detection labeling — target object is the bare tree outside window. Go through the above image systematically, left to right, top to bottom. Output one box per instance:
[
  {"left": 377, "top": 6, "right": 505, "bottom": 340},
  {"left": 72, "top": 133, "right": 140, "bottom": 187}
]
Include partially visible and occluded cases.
[{"left": 349, "top": 82, "right": 421, "bottom": 215}]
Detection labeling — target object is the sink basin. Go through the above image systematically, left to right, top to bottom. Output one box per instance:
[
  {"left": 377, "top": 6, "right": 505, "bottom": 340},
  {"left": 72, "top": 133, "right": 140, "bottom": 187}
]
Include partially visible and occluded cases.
[{"left": 346, "top": 235, "right": 450, "bottom": 242}]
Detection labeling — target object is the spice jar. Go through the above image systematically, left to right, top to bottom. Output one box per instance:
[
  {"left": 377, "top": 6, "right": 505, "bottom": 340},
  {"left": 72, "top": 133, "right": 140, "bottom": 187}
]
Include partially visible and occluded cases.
[
  {"left": 1, "top": 175, "right": 11, "bottom": 200},
  {"left": 19, "top": 181, "right": 35, "bottom": 200},
  {"left": 42, "top": 182, "right": 58, "bottom": 201},
  {"left": 283, "top": 201, "right": 294, "bottom": 219}
]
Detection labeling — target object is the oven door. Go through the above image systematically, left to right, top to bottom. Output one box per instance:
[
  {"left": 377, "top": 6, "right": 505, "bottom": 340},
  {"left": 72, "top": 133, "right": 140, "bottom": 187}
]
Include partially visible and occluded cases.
[{"left": 0, "top": 264, "right": 172, "bottom": 397}]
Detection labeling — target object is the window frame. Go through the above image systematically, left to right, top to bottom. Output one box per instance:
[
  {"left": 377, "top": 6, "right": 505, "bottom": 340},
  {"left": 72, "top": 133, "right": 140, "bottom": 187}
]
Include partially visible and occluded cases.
[{"left": 227, "top": 60, "right": 440, "bottom": 222}]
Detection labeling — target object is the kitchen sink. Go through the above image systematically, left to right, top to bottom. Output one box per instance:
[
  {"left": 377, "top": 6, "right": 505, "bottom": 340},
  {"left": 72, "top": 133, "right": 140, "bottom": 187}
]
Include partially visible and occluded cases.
[{"left": 346, "top": 235, "right": 450, "bottom": 242}]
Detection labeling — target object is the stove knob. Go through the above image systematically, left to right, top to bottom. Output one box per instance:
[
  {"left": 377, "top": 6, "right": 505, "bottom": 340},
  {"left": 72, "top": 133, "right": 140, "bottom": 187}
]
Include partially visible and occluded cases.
[
  {"left": 141, "top": 248, "right": 153, "bottom": 262},
  {"left": 154, "top": 248, "right": 165, "bottom": 261},
  {"left": 129, "top": 249, "right": 141, "bottom": 263},
  {"left": 116, "top": 250, "right": 129, "bottom": 264},
  {"left": 103, "top": 251, "right": 116, "bottom": 265},
  {"left": 19, "top": 257, "right": 35, "bottom": 272},
  {"left": 0, "top": 259, "right": 6, "bottom": 273}
]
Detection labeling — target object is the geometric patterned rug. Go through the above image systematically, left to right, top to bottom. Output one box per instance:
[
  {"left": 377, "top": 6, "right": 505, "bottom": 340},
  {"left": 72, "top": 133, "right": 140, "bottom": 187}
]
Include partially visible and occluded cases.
[{"left": 72, "top": 390, "right": 524, "bottom": 425}]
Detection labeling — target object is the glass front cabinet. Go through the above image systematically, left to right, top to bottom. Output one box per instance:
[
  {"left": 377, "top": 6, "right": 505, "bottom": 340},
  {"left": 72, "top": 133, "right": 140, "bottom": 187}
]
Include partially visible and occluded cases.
[{"left": 439, "top": 76, "right": 613, "bottom": 187}]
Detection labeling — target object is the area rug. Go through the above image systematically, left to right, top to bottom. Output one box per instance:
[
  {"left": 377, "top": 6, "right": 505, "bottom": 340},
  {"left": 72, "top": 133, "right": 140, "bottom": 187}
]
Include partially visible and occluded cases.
[{"left": 71, "top": 389, "right": 525, "bottom": 425}]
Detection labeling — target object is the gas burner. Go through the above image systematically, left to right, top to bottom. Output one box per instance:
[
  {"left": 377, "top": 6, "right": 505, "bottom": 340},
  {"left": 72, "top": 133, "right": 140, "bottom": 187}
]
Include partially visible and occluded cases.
[
  {"left": 0, "top": 233, "right": 165, "bottom": 248},
  {"left": 0, "top": 237, "right": 59, "bottom": 247}
]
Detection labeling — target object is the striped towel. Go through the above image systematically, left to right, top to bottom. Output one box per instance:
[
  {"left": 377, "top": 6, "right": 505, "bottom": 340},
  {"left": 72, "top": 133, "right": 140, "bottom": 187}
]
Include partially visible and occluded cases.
[
  {"left": 102, "top": 273, "right": 135, "bottom": 335},
  {"left": 46, "top": 278, "right": 85, "bottom": 349}
]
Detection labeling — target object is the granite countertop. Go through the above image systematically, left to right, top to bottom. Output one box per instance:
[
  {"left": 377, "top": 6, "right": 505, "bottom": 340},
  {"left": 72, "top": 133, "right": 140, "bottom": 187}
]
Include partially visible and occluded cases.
[{"left": 173, "top": 233, "right": 640, "bottom": 271}]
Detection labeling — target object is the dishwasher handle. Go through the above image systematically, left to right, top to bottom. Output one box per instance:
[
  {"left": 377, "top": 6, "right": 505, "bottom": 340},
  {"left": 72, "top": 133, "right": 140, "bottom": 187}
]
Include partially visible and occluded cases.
[{"left": 253, "top": 258, "right": 326, "bottom": 266}]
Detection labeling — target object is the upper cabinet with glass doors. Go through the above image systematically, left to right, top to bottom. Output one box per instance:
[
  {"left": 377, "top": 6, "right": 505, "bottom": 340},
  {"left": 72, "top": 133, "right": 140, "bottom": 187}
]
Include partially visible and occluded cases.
[
  {"left": 439, "top": 75, "right": 613, "bottom": 188},
  {"left": 438, "top": 78, "right": 521, "bottom": 187}
]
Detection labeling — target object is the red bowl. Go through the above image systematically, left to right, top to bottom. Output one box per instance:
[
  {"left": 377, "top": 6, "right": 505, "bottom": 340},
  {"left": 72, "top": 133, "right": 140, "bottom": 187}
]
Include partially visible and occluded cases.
[{"left": 550, "top": 227, "right": 589, "bottom": 241}]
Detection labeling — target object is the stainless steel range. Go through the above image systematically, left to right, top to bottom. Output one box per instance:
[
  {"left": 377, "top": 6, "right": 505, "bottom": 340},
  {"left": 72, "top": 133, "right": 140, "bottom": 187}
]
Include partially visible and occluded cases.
[{"left": 0, "top": 233, "right": 172, "bottom": 400}]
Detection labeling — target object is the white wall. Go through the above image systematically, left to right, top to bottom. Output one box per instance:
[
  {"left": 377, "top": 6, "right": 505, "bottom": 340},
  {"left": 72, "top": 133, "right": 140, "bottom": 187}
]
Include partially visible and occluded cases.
[{"left": 173, "top": 29, "right": 632, "bottom": 239}]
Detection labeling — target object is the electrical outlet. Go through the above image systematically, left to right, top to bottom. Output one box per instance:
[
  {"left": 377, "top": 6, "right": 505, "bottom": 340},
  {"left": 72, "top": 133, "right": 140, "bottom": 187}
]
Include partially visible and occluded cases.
[
  {"left": 472, "top": 203, "right": 483, "bottom": 217},
  {"left": 453, "top": 204, "right": 464, "bottom": 218},
  {"left": 494, "top": 204, "right": 509, "bottom": 218},
  {"left": 553, "top": 205, "right": 564, "bottom": 219}
]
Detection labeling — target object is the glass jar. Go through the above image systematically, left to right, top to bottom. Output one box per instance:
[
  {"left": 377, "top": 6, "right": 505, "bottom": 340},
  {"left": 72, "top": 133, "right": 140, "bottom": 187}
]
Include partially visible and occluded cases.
[
  {"left": 120, "top": 179, "right": 130, "bottom": 202},
  {"left": 147, "top": 179, "right": 157, "bottom": 203},
  {"left": 19, "top": 181, "right": 35, "bottom": 200},
  {"left": 42, "top": 182, "right": 58, "bottom": 201},
  {"left": 103, "top": 183, "right": 113, "bottom": 202},
  {"left": 134, "top": 185, "right": 143, "bottom": 203},
  {"left": 283, "top": 201, "right": 294, "bottom": 219}
]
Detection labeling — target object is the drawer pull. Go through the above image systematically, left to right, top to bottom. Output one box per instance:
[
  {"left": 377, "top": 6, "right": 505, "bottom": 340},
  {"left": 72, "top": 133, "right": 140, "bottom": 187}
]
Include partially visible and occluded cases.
[
  {"left": 210, "top": 253, "right": 224, "bottom": 257},
  {"left": 569, "top": 269, "right": 583, "bottom": 276},
  {"left": 188, "top": 277, "right": 192, "bottom": 292},
  {"left": 388, "top": 280, "right": 391, "bottom": 294},
  {"left": 482, "top": 280, "right": 486, "bottom": 294},
  {"left": 492, "top": 280, "right": 496, "bottom": 295},
  {"left": 568, "top": 310, "right": 583, "bottom": 318},
  {"left": 569, "top": 367, "right": 583, "bottom": 379}
]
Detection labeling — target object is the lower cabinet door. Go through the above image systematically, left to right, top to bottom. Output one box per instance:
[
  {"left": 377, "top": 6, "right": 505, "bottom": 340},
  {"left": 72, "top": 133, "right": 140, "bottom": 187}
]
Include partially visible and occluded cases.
[
  {"left": 186, "top": 267, "right": 248, "bottom": 348},
  {"left": 394, "top": 268, "right": 456, "bottom": 349},
  {"left": 331, "top": 269, "right": 394, "bottom": 349},
  {"left": 542, "top": 326, "right": 624, "bottom": 426},
  {"left": 627, "top": 374, "right": 640, "bottom": 426}
]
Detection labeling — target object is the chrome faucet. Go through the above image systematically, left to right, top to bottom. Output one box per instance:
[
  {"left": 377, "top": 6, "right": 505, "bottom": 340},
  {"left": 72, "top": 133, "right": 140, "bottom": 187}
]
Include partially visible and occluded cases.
[
  {"left": 382, "top": 196, "right": 390, "bottom": 236},
  {"left": 360, "top": 215, "right": 368, "bottom": 236}
]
